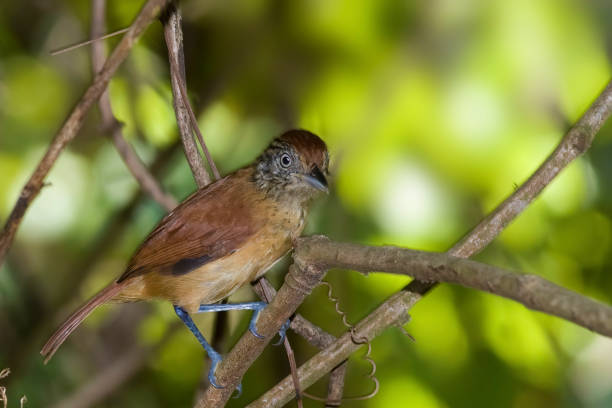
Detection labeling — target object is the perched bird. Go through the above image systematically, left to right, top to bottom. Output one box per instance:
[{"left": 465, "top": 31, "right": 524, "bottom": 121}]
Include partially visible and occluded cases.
[{"left": 41, "top": 129, "right": 329, "bottom": 388}]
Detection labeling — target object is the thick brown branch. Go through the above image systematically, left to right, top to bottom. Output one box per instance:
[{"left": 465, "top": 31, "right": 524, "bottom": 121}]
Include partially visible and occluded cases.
[
  {"left": 0, "top": 0, "right": 171, "bottom": 266},
  {"left": 91, "top": 0, "right": 177, "bottom": 212},
  {"left": 248, "top": 79, "right": 612, "bottom": 405},
  {"left": 296, "top": 237, "right": 612, "bottom": 337},
  {"left": 196, "top": 263, "right": 327, "bottom": 407},
  {"left": 253, "top": 278, "right": 337, "bottom": 349}
]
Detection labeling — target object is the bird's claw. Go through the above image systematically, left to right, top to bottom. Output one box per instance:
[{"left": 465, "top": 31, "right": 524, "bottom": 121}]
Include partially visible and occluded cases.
[
  {"left": 248, "top": 305, "right": 266, "bottom": 339},
  {"left": 248, "top": 305, "right": 291, "bottom": 345},
  {"left": 273, "top": 318, "right": 291, "bottom": 346},
  {"left": 207, "top": 353, "right": 224, "bottom": 389},
  {"left": 209, "top": 357, "right": 242, "bottom": 398},
  {"left": 233, "top": 383, "right": 243, "bottom": 399}
]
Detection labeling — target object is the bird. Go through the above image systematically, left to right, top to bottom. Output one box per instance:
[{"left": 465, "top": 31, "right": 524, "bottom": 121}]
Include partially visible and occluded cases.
[{"left": 41, "top": 129, "right": 329, "bottom": 388}]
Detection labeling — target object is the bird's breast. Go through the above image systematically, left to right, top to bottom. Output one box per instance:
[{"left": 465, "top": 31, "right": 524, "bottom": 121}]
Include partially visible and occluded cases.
[{"left": 150, "top": 201, "right": 306, "bottom": 312}]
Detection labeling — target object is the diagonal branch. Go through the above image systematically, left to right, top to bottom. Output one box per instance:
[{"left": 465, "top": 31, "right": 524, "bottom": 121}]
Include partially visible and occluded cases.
[
  {"left": 0, "top": 0, "right": 171, "bottom": 267},
  {"left": 91, "top": 0, "right": 177, "bottom": 212},
  {"left": 246, "top": 78, "right": 612, "bottom": 406},
  {"left": 448, "top": 79, "right": 612, "bottom": 260},
  {"left": 249, "top": 231, "right": 612, "bottom": 407},
  {"left": 298, "top": 237, "right": 612, "bottom": 337},
  {"left": 196, "top": 262, "right": 328, "bottom": 407},
  {"left": 254, "top": 278, "right": 347, "bottom": 406},
  {"left": 247, "top": 290, "right": 414, "bottom": 408}
]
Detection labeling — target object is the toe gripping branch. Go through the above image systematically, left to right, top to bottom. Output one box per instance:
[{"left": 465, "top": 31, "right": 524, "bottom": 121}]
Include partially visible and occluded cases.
[{"left": 173, "top": 302, "right": 292, "bottom": 394}]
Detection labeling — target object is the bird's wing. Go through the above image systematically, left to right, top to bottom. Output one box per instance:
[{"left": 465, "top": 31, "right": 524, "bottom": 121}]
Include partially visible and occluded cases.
[{"left": 117, "top": 174, "right": 258, "bottom": 282}]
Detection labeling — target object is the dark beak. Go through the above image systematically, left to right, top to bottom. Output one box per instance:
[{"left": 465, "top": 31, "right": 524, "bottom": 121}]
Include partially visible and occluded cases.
[{"left": 304, "top": 166, "right": 328, "bottom": 193}]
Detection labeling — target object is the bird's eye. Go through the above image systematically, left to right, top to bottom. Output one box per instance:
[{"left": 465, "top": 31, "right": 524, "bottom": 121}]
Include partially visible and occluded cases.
[{"left": 280, "top": 153, "right": 292, "bottom": 168}]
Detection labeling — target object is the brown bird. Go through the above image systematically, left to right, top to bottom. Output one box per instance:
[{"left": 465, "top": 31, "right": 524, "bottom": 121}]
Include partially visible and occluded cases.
[{"left": 41, "top": 129, "right": 329, "bottom": 388}]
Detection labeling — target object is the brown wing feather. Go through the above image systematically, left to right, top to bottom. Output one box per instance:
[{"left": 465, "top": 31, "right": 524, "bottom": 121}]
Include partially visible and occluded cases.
[{"left": 117, "top": 169, "right": 258, "bottom": 282}]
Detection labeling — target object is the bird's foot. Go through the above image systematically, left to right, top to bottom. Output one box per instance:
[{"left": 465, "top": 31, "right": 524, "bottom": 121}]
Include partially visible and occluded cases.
[
  {"left": 247, "top": 303, "right": 291, "bottom": 345},
  {"left": 248, "top": 303, "right": 267, "bottom": 339},
  {"left": 174, "top": 305, "right": 240, "bottom": 393},
  {"left": 272, "top": 318, "right": 291, "bottom": 346},
  {"left": 206, "top": 350, "right": 224, "bottom": 389}
]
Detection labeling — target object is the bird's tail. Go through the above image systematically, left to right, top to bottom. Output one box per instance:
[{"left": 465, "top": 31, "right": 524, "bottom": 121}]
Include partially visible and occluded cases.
[{"left": 41, "top": 282, "right": 123, "bottom": 363}]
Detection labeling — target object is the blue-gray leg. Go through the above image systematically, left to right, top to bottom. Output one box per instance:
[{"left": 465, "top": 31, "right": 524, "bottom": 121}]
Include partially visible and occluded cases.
[
  {"left": 196, "top": 301, "right": 290, "bottom": 344},
  {"left": 175, "top": 302, "right": 291, "bottom": 395},
  {"left": 173, "top": 305, "right": 226, "bottom": 390}
]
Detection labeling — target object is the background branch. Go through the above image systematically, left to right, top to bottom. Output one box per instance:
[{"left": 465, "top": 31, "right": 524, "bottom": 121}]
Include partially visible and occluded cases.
[
  {"left": 0, "top": 0, "right": 171, "bottom": 267},
  {"left": 91, "top": 0, "right": 177, "bottom": 212},
  {"left": 162, "top": 3, "right": 217, "bottom": 187},
  {"left": 49, "top": 323, "right": 180, "bottom": 408}
]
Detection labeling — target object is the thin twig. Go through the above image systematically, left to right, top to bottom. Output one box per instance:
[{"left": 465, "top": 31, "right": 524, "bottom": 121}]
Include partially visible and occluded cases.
[
  {"left": 0, "top": 0, "right": 171, "bottom": 267},
  {"left": 91, "top": 0, "right": 177, "bottom": 211},
  {"left": 161, "top": 3, "right": 218, "bottom": 187},
  {"left": 51, "top": 27, "right": 130, "bottom": 56},
  {"left": 168, "top": 53, "right": 221, "bottom": 181},
  {"left": 245, "top": 78, "right": 612, "bottom": 407},
  {"left": 282, "top": 337, "right": 303, "bottom": 408},
  {"left": 0, "top": 369, "right": 9, "bottom": 408}
]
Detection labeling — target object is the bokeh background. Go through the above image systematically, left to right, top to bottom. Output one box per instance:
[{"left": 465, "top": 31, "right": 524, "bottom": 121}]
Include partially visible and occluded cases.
[{"left": 2, "top": 0, "right": 612, "bottom": 407}]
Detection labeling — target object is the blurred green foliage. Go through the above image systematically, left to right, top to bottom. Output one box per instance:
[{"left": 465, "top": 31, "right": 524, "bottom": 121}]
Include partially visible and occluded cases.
[{"left": 1, "top": 0, "right": 612, "bottom": 407}]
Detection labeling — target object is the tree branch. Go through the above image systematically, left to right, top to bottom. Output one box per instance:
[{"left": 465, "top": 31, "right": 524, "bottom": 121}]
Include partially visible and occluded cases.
[
  {"left": 0, "top": 0, "right": 171, "bottom": 267},
  {"left": 91, "top": 0, "right": 177, "bottom": 212},
  {"left": 161, "top": 3, "right": 219, "bottom": 187},
  {"left": 246, "top": 78, "right": 612, "bottom": 406},
  {"left": 449, "top": 79, "right": 612, "bottom": 260},
  {"left": 248, "top": 230, "right": 612, "bottom": 407},
  {"left": 297, "top": 237, "right": 612, "bottom": 337},
  {"left": 196, "top": 263, "right": 327, "bottom": 407},
  {"left": 253, "top": 278, "right": 348, "bottom": 404},
  {"left": 253, "top": 278, "right": 337, "bottom": 349},
  {"left": 247, "top": 290, "right": 414, "bottom": 408},
  {"left": 324, "top": 361, "right": 347, "bottom": 407}
]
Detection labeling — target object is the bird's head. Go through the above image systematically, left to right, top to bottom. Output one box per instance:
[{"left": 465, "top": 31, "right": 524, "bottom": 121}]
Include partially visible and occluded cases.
[{"left": 254, "top": 129, "right": 329, "bottom": 201}]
